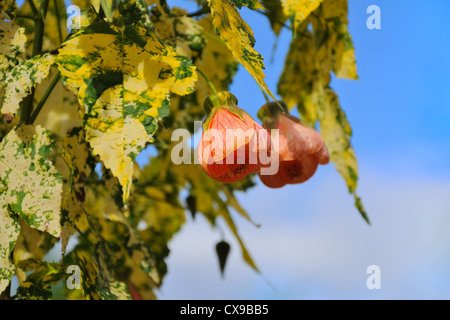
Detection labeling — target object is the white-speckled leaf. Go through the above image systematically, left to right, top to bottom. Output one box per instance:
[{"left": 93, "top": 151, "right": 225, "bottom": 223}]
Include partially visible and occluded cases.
[
  {"left": 0, "top": 0, "right": 26, "bottom": 83},
  {"left": 56, "top": 1, "right": 197, "bottom": 203},
  {"left": 1, "top": 54, "right": 56, "bottom": 116},
  {"left": 0, "top": 125, "right": 63, "bottom": 235},
  {"left": 0, "top": 125, "right": 62, "bottom": 293},
  {"left": 0, "top": 207, "right": 20, "bottom": 294}
]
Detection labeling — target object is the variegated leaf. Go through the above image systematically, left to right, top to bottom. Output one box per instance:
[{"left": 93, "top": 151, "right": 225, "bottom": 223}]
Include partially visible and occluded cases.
[
  {"left": 0, "top": 0, "right": 26, "bottom": 83},
  {"left": 206, "top": 0, "right": 276, "bottom": 100},
  {"left": 232, "top": 0, "right": 264, "bottom": 9},
  {"left": 261, "top": 0, "right": 287, "bottom": 36},
  {"left": 281, "top": 0, "right": 323, "bottom": 33},
  {"left": 56, "top": 1, "right": 197, "bottom": 203},
  {"left": 151, "top": 7, "right": 205, "bottom": 61},
  {"left": 1, "top": 54, "right": 56, "bottom": 116},
  {"left": 320, "top": 89, "right": 369, "bottom": 224},
  {"left": 0, "top": 125, "right": 62, "bottom": 294},
  {"left": 0, "top": 125, "right": 63, "bottom": 236}
]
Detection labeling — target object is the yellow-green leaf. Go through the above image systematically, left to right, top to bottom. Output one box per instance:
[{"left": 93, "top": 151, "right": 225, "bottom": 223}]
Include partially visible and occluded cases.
[
  {"left": 0, "top": 0, "right": 26, "bottom": 83},
  {"left": 100, "top": 0, "right": 121, "bottom": 21},
  {"left": 206, "top": 0, "right": 275, "bottom": 100},
  {"left": 233, "top": 0, "right": 264, "bottom": 10},
  {"left": 261, "top": 0, "right": 287, "bottom": 36},
  {"left": 278, "top": 0, "right": 365, "bottom": 221},
  {"left": 281, "top": 0, "right": 323, "bottom": 32},
  {"left": 314, "top": 0, "right": 358, "bottom": 80},
  {"left": 56, "top": 7, "right": 197, "bottom": 203},
  {"left": 151, "top": 7, "right": 206, "bottom": 61},
  {"left": 196, "top": 15, "right": 238, "bottom": 106},
  {"left": 278, "top": 28, "right": 323, "bottom": 126},
  {"left": 1, "top": 54, "right": 56, "bottom": 116},
  {"left": 320, "top": 89, "right": 369, "bottom": 224},
  {"left": 0, "top": 125, "right": 63, "bottom": 293},
  {"left": 0, "top": 125, "right": 63, "bottom": 236},
  {"left": 60, "top": 128, "right": 91, "bottom": 253},
  {"left": 0, "top": 206, "right": 20, "bottom": 294},
  {"left": 220, "top": 206, "right": 259, "bottom": 272}
]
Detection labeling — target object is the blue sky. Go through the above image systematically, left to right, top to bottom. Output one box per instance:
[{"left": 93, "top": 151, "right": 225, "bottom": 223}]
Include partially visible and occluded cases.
[{"left": 156, "top": 0, "right": 450, "bottom": 299}]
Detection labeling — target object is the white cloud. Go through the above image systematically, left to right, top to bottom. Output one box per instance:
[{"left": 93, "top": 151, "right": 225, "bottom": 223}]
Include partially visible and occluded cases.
[{"left": 157, "top": 167, "right": 450, "bottom": 299}]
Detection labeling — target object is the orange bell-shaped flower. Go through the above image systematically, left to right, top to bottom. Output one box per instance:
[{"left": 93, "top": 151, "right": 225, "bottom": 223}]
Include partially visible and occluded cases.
[
  {"left": 197, "top": 92, "right": 271, "bottom": 183},
  {"left": 257, "top": 101, "right": 329, "bottom": 188}
]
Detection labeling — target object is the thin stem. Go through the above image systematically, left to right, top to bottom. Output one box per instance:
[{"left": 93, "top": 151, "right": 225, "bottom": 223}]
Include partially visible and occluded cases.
[
  {"left": 20, "top": 0, "right": 50, "bottom": 124},
  {"left": 27, "top": 0, "right": 39, "bottom": 16},
  {"left": 39, "top": 0, "right": 50, "bottom": 20},
  {"left": 53, "top": 0, "right": 63, "bottom": 45},
  {"left": 158, "top": 0, "right": 171, "bottom": 16},
  {"left": 187, "top": 7, "right": 210, "bottom": 17},
  {"left": 255, "top": 9, "right": 293, "bottom": 32},
  {"left": 15, "top": 14, "right": 34, "bottom": 20},
  {"left": 202, "top": 31, "right": 224, "bottom": 44},
  {"left": 197, "top": 68, "right": 217, "bottom": 94},
  {"left": 28, "top": 71, "right": 61, "bottom": 124},
  {"left": 258, "top": 84, "right": 271, "bottom": 104}
]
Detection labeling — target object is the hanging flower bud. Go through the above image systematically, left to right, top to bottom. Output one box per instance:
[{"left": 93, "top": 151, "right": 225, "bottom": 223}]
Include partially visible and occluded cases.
[
  {"left": 197, "top": 92, "right": 271, "bottom": 183},
  {"left": 257, "top": 101, "right": 329, "bottom": 188}
]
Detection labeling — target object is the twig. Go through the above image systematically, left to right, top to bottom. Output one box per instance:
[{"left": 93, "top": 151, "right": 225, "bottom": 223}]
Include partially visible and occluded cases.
[
  {"left": 187, "top": 7, "right": 210, "bottom": 17},
  {"left": 28, "top": 71, "right": 61, "bottom": 124}
]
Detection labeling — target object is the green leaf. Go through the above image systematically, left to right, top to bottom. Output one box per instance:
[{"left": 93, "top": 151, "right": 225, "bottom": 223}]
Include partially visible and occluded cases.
[
  {"left": 56, "top": 1, "right": 198, "bottom": 203},
  {"left": 1, "top": 54, "right": 56, "bottom": 116}
]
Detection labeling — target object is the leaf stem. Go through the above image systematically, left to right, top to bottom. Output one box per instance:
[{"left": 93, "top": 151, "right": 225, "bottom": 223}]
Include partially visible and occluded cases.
[
  {"left": 20, "top": 0, "right": 50, "bottom": 124},
  {"left": 27, "top": 0, "right": 39, "bottom": 16},
  {"left": 53, "top": 0, "right": 63, "bottom": 45},
  {"left": 158, "top": 0, "right": 172, "bottom": 16},
  {"left": 187, "top": 7, "right": 210, "bottom": 17},
  {"left": 15, "top": 14, "right": 34, "bottom": 20},
  {"left": 202, "top": 31, "right": 224, "bottom": 44},
  {"left": 197, "top": 68, "right": 217, "bottom": 94},
  {"left": 28, "top": 71, "right": 61, "bottom": 125},
  {"left": 258, "top": 84, "right": 271, "bottom": 104}
]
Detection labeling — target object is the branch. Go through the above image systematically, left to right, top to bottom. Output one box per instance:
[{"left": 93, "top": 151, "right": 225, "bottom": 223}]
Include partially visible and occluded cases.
[
  {"left": 20, "top": 0, "right": 50, "bottom": 124},
  {"left": 53, "top": 0, "right": 63, "bottom": 45},
  {"left": 158, "top": 0, "right": 171, "bottom": 16},
  {"left": 187, "top": 7, "right": 210, "bottom": 17},
  {"left": 28, "top": 71, "right": 61, "bottom": 124}
]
